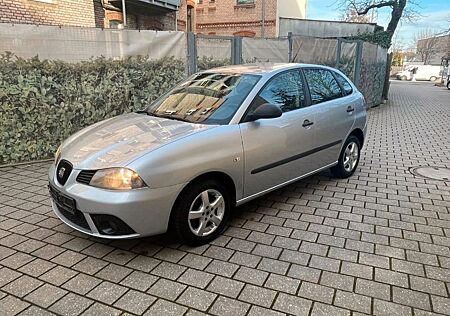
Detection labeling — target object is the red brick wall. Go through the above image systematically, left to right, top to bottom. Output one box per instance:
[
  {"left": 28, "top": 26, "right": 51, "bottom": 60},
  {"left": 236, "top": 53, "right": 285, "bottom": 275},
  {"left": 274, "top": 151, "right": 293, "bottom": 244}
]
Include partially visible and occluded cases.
[
  {"left": 0, "top": 0, "right": 103, "bottom": 27},
  {"left": 0, "top": 0, "right": 176, "bottom": 30},
  {"left": 195, "top": 0, "right": 277, "bottom": 37}
]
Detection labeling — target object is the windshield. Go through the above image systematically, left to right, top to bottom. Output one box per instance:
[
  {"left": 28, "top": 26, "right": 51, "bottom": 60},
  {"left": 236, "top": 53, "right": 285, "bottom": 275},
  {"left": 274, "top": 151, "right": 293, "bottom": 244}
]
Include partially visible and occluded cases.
[{"left": 145, "top": 72, "right": 260, "bottom": 125}]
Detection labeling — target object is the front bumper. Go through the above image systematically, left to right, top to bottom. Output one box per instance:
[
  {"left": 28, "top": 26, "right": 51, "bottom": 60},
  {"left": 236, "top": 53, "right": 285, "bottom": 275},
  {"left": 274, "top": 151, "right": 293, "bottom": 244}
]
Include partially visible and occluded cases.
[{"left": 48, "top": 163, "right": 185, "bottom": 239}]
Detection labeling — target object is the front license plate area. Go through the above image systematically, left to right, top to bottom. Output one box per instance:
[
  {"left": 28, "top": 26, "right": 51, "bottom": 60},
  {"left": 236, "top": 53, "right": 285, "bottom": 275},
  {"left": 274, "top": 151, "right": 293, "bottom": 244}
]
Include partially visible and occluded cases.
[{"left": 49, "top": 184, "right": 76, "bottom": 215}]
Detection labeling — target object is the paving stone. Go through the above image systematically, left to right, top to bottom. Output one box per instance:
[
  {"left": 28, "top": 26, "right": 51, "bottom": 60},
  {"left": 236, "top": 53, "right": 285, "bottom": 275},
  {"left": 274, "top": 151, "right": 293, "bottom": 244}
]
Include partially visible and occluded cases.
[
  {"left": 229, "top": 251, "right": 261, "bottom": 268},
  {"left": 178, "top": 253, "right": 212, "bottom": 270},
  {"left": 125, "top": 255, "right": 160, "bottom": 272},
  {"left": 309, "top": 255, "right": 340, "bottom": 272},
  {"left": 72, "top": 257, "right": 108, "bottom": 275},
  {"left": 257, "top": 257, "right": 290, "bottom": 275},
  {"left": 205, "top": 259, "right": 239, "bottom": 277},
  {"left": 341, "top": 261, "right": 373, "bottom": 280},
  {"left": 95, "top": 263, "right": 132, "bottom": 283},
  {"left": 287, "top": 264, "right": 321, "bottom": 283},
  {"left": 0, "top": 266, "right": 21, "bottom": 287},
  {"left": 39, "top": 266, "right": 78, "bottom": 286},
  {"left": 234, "top": 266, "right": 269, "bottom": 286},
  {"left": 120, "top": 270, "right": 158, "bottom": 291},
  {"left": 320, "top": 271, "right": 354, "bottom": 292},
  {"left": 62, "top": 273, "right": 101, "bottom": 295},
  {"left": 264, "top": 273, "right": 300, "bottom": 294},
  {"left": 3, "top": 274, "right": 43, "bottom": 297},
  {"left": 207, "top": 275, "right": 245, "bottom": 298},
  {"left": 410, "top": 275, "right": 448, "bottom": 296},
  {"left": 147, "top": 278, "right": 186, "bottom": 301},
  {"left": 355, "top": 278, "right": 390, "bottom": 301},
  {"left": 86, "top": 281, "right": 128, "bottom": 305},
  {"left": 298, "top": 281, "right": 334, "bottom": 304},
  {"left": 25, "top": 283, "right": 67, "bottom": 308},
  {"left": 239, "top": 284, "right": 277, "bottom": 308},
  {"left": 176, "top": 287, "right": 216, "bottom": 311},
  {"left": 393, "top": 287, "right": 431, "bottom": 311},
  {"left": 114, "top": 290, "right": 156, "bottom": 314},
  {"left": 334, "top": 290, "right": 371, "bottom": 314},
  {"left": 49, "top": 293, "right": 93, "bottom": 316},
  {"left": 273, "top": 293, "right": 312, "bottom": 316},
  {"left": 0, "top": 295, "right": 30, "bottom": 315},
  {"left": 209, "top": 296, "right": 250, "bottom": 316},
  {"left": 431, "top": 296, "right": 450, "bottom": 315},
  {"left": 144, "top": 299, "right": 187, "bottom": 316},
  {"left": 373, "top": 299, "right": 412, "bottom": 316},
  {"left": 311, "top": 302, "right": 350, "bottom": 316},
  {"left": 80, "top": 303, "right": 121, "bottom": 316},
  {"left": 18, "top": 305, "right": 56, "bottom": 316},
  {"left": 248, "top": 305, "right": 286, "bottom": 316}
]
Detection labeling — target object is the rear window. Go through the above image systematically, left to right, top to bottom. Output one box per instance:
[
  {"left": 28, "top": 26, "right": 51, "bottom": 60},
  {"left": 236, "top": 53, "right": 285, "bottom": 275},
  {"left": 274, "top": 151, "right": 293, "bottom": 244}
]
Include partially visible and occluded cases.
[{"left": 334, "top": 72, "right": 353, "bottom": 95}]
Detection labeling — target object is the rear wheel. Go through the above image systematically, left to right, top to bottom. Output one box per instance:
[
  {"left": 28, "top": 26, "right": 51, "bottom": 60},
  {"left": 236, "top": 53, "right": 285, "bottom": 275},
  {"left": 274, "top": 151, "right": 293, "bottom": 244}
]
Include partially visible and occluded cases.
[
  {"left": 400, "top": 76, "right": 407, "bottom": 81},
  {"left": 430, "top": 76, "right": 437, "bottom": 82},
  {"left": 331, "top": 136, "right": 361, "bottom": 179},
  {"left": 171, "top": 179, "right": 231, "bottom": 245}
]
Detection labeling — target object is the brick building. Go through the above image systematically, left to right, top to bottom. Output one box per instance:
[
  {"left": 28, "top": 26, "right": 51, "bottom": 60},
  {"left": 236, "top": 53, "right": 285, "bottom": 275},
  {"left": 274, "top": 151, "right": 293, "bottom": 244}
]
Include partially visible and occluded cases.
[
  {"left": 0, "top": 0, "right": 179, "bottom": 30},
  {"left": 194, "top": 0, "right": 307, "bottom": 37}
]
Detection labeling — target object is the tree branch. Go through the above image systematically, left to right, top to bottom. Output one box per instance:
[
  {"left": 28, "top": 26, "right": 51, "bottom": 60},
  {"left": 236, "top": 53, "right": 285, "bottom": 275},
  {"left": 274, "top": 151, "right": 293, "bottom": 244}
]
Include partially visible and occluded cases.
[{"left": 350, "top": 1, "right": 397, "bottom": 16}]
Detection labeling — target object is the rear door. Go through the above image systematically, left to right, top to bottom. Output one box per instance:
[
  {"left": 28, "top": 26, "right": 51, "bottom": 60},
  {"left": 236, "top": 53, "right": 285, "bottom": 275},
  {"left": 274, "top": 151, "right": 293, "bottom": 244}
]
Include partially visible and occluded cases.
[
  {"left": 302, "top": 68, "right": 357, "bottom": 166},
  {"left": 239, "top": 69, "right": 317, "bottom": 198}
]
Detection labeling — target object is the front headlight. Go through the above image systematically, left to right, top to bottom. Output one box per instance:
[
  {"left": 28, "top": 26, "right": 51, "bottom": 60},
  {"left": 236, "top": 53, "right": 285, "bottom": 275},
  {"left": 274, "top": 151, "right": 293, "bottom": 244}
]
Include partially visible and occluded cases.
[
  {"left": 54, "top": 146, "right": 62, "bottom": 165},
  {"left": 89, "top": 168, "right": 147, "bottom": 190}
]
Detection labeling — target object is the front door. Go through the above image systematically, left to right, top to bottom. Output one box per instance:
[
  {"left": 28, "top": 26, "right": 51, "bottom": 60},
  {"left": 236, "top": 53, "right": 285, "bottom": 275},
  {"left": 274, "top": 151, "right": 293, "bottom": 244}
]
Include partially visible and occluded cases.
[{"left": 239, "top": 69, "right": 317, "bottom": 198}]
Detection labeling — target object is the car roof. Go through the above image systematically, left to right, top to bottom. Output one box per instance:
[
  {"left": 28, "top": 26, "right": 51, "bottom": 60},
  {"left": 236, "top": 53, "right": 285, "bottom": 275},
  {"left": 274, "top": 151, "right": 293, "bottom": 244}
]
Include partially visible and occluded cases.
[{"left": 204, "top": 63, "right": 336, "bottom": 76}]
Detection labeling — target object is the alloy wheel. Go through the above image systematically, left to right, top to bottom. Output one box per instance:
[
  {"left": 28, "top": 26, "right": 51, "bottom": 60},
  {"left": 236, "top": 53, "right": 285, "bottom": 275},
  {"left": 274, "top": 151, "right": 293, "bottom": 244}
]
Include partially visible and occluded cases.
[
  {"left": 343, "top": 141, "right": 359, "bottom": 172},
  {"left": 188, "top": 189, "right": 225, "bottom": 237}
]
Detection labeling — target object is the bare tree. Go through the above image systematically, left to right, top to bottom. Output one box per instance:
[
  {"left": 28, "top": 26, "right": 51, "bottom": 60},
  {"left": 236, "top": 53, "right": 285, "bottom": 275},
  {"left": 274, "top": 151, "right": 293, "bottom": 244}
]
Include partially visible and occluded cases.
[
  {"left": 340, "top": 0, "right": 419, "bottom": 44},
  {"left": 340, "top": 8, "right": 372, "bottom": 23},
  {"left": 414, "top": 29, "right": 441, "bottom": 64}
]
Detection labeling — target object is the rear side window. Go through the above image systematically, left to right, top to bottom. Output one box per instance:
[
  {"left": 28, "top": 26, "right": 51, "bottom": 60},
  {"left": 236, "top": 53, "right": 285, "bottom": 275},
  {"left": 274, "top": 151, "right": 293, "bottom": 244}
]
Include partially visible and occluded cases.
[
  {"left": 303, "top": 69, "right": 342, "bottom": 104},
  {"left": 251, "top": 70, "right": 306, "bottom": 113},
  {"left": 334, "top": 72, "right": 353, "bottom": 95}
]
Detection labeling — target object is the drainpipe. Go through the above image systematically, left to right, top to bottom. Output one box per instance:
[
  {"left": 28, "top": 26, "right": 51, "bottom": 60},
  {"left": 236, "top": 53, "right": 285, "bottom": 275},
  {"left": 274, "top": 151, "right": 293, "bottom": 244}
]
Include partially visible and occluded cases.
[
  {"left": 121, "top": 0, "right": 127, "bottom": 27},
  {"left": 261, "top": 0, "right": 265, "bottom": 38}
]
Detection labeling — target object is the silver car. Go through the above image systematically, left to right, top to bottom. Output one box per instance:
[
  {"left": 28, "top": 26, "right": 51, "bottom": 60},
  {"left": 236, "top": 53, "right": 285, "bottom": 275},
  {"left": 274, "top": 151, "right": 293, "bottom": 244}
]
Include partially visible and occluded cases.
[{"left": 49, "top": 63, "right": 367, "bottom": 245}]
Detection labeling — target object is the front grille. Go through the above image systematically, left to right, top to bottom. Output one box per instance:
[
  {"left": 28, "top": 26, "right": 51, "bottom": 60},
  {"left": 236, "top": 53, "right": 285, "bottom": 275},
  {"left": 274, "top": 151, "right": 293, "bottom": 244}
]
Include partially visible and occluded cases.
[
  {"left": 56, "top": 160, "right": 73, "bottom": 186},
  {"left": 76, "top": 170, "right": 97, "bottom": 185},
  {"left": 58, "top": 204, "right": 91, "bottom": 231}
]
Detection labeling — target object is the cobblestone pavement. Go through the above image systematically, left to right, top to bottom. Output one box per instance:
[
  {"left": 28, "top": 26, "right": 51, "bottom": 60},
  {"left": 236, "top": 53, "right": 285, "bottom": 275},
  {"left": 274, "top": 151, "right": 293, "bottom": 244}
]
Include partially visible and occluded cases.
[{"left": 1, "top": 81, "right": 450, "bottom": 316}]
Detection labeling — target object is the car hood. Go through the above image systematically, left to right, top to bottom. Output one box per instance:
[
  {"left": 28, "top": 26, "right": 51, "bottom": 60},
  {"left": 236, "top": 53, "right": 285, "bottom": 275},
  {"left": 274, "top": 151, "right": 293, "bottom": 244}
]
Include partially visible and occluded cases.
[{"left": 60, "top": 113, "right": 215, "bottom": 169}]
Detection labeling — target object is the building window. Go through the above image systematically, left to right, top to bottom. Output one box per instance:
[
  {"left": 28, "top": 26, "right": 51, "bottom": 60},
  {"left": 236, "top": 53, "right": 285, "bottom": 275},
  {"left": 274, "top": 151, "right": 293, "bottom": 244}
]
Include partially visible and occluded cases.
[
  {"left": 236, "top": 0, "right": 254, "bottom": 5},
  {"left": 187, "top": 6, "right": 193, "bottom": 32},
  {"left": 109, "top": 20, "right": 122, "bottom": 29}
]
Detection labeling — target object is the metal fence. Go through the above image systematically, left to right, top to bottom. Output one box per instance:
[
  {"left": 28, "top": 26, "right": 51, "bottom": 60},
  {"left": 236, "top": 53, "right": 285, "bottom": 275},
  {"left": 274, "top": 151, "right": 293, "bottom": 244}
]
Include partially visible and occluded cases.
[{"left": 0, "top": 23, "right": 388, "bottom": 106}]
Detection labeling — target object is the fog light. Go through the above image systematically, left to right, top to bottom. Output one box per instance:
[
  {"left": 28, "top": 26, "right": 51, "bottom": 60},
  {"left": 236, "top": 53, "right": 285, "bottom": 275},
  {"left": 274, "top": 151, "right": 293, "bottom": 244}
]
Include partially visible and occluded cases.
[{"left": 91, "top": 214, "right": 135, "bottom": 236}]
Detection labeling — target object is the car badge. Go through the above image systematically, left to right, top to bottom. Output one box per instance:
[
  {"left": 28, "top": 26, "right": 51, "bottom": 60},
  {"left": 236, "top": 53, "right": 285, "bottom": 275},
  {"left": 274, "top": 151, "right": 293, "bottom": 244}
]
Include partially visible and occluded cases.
[{"left": 58, "top": 167, "right": 66, "bottom": 178}]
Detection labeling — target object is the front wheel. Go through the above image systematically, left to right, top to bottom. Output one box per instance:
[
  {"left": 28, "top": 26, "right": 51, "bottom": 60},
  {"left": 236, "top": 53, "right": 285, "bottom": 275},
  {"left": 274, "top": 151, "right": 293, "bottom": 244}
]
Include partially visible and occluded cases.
[
  {"left": 331, "top": 136, "right": 361, "bottom": 179},
  {"left": 171, "top": 179, "right": 231, "bottom": 245}
]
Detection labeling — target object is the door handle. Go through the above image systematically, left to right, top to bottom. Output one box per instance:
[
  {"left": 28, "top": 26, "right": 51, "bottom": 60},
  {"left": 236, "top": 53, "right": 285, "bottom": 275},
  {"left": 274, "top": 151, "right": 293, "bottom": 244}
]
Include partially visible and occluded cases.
[
  {"left": 347, "top": 106, "right": 355, "bottom": 113},
  {"left": 302, "top": 119, "right": 314, "bottom": 127}
]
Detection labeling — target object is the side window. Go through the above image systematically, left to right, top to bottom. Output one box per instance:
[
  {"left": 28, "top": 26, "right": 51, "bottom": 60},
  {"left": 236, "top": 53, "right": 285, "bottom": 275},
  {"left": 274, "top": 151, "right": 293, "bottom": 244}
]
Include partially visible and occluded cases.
[
  {"left": 303, "top": 69, "right": 343, "bottom": 104},
  {"left": 251, "top": 70, "right": 306, "bottom": 113},
  {"left": 334, "top": 72, "right": 353, "bottom": 95}
]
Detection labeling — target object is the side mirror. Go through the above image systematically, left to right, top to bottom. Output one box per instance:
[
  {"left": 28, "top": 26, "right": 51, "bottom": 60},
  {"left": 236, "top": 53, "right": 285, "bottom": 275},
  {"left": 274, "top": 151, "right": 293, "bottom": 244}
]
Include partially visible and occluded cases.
[{"left": 245, "top": 103, "right": 282, "bottom": 122}]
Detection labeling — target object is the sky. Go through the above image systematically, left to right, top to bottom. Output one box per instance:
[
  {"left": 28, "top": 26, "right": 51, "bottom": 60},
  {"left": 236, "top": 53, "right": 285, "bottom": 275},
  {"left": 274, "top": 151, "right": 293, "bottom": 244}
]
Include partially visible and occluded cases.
[{"left": 306, "top": 0, "right": 450, "bottom": 49}]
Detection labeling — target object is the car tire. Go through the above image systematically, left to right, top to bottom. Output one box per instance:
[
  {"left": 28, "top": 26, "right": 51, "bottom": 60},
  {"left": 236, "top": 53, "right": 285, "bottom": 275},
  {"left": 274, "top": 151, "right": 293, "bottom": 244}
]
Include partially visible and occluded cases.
[
  {"left": 430, "top": 76, "right": 437, "bottom": 82},
  {"left": 447, "top": 82, "right": 450, "bottom": 90},
  {"left": 331, "top": 135, "right": 361, "bottom": 179},
  {"left": 171, "top": 179, "right": 231, "bottom": 245}
]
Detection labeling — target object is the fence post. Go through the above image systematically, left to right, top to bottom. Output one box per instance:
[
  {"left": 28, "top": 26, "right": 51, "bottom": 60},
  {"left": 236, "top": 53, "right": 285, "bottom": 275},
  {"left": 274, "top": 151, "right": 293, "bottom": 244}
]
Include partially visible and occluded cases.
[
  {"left": 186, "top": 32, "right": 197, "bottom": 75},
  {"left": 288, "top": 32, "right": 293, "bottom": 62},
  {"left": 231, "top": 36, "right": 243, "bottom": 65},
  {"left": 336, "top": 38, "right": 342, "bottom": 69},
  {"left": 354, "top": 40, "right": 363, "bottom": 87}
]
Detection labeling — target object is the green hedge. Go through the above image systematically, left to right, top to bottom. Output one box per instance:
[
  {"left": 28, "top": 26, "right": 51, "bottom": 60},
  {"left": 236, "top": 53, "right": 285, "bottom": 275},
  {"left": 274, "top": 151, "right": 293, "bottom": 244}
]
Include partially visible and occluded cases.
[{"left": 0, "top": 53, "right": 185, "bottom": 164}]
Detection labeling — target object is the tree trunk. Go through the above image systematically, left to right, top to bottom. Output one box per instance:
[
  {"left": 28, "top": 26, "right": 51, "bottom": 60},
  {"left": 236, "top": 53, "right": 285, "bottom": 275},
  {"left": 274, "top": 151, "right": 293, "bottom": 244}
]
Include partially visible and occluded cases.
[{"left": 386, "top": 0, "right": 407, "bottom": 41}]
